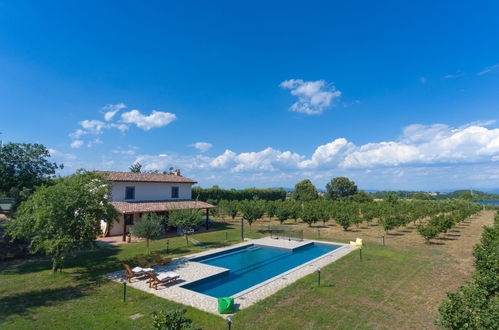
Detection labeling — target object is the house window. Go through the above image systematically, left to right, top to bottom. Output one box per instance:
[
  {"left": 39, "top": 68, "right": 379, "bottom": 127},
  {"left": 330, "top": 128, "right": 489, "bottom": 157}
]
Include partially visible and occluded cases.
[
  {"left": 125, "top": 186, "right": 135, "bottom": 200},
  {"left": 171, "top": 186, "right": 179, "bottom": 199},
  {"left": 124, "top": 214, "right": 134, "bottom": 225}
]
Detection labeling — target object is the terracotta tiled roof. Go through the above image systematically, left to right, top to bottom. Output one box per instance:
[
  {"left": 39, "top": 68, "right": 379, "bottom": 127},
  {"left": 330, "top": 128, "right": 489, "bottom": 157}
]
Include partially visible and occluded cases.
[
  {"left": 95, "top": 171, "right": 197, "bottom": 184},
  {"left": 110, "top": 200, "right": 215, "bottom": 213}
]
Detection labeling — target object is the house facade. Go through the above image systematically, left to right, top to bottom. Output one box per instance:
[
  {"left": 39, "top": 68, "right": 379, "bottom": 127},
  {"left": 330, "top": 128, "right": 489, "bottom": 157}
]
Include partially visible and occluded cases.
[{"left": 97, "top": 170, "right": 214, "bottom": 241}]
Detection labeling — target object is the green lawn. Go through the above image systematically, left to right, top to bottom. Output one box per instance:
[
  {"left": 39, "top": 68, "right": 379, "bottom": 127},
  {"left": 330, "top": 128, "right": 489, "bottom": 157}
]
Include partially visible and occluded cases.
[{"left": 0, "top": 217, "right": 487, "bottom": 329}]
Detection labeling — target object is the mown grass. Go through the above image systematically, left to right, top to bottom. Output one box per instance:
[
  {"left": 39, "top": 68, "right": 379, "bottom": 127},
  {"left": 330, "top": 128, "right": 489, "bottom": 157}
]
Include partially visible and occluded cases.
[
  {"left": 0, "top": 214, "right": 490, "bottom": 329},
  {"left": 0, "top": 222, "right": 261, "bottom": 329}
]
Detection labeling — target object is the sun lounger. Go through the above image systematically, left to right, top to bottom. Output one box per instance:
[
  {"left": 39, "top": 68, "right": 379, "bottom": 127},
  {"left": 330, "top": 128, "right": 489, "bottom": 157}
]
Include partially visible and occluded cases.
[
  {"left": 349, "top": 238, "right": 363, "bottom": 247},
  {"left": 122, "top": 264, "right": 154, "bottom": 282},
  {"left": 145, "top": 271, "right": 180, "bottom": 290}
]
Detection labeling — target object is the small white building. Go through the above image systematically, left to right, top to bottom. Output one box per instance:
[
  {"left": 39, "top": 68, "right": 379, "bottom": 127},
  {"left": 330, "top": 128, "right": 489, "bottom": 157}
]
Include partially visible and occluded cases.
[{"left": 96, "top": 170, "right": 214, "bottom": 241}]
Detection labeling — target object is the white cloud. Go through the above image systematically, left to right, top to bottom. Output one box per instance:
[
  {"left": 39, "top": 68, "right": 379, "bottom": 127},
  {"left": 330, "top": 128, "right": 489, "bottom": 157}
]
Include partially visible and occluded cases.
[
  {"left": 477, "top": 64, "right": 499, "bottom": 76},
  {"left": 444, "top": 70, "right": 463, "bottom": 79},
  {"left": 280, "top": 79, "right": 341, "bottom": 115},
  {"left": 103, "top": 103, "right": 126, "bottom": 121},
  {"left": 121, "top": 110, "right": 177, "bottom": 130},
  {"left": 79, "top": 120, "right": 107, "bottom": 135},
  {"left": 131, "top": 121, "right": 499, "bottom": 176},
  {"left": 109, "top": 123, "right": 129, "bottom": 132},
  {"left": 69, "top": 129, "right": 86, "bottom": 139},
  {"left": 87, "top": 138, "right": 103, "bottom": 148},
  {"left": 298, "top": 138, "right": 354, "bottom": 169},
  {"left": 70, "top": 140, "right": 84, "bottom": 149},
  {"left": 190, "top": 142, "right": 212, "bottom": 153},
  {"left": 48, "top": 148, "right": 77, "bottom": 160},
  {"left": 112, "top": 149, "right": 136, "bottom": 155},
  {"left": 210, "top": 150, "right": 236, "bottom": 168}
]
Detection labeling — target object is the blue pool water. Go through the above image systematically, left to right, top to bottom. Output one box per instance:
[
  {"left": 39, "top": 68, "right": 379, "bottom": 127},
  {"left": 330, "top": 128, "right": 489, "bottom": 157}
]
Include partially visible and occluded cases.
[{"left": 183, "top": 243, "right": 340, "bottom": 298}]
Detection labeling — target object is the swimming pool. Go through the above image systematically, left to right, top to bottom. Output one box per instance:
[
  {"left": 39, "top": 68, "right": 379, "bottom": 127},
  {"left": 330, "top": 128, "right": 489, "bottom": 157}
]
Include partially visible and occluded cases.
[{"left": 182, "top": 242, "right": 341, "bottom": 298}]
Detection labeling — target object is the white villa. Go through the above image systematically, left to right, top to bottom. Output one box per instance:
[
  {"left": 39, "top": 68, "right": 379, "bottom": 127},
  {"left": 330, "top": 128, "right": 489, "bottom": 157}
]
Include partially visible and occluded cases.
[{"left": 97, "top": 170, "right": 215, "bottom": 241}]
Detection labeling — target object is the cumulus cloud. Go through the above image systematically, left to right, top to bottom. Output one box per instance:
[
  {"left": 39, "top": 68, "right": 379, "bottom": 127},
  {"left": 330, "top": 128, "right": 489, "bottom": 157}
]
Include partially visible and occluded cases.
[
  {"left": 477, "top": 64, "right": 499, "bottom": 76},
  {"left": 280, "top": 79, "right": 341, "bottom": 115},
  {"left": 103, "top": 103, "right": 126, "bottom": 121},
  {"left": 69, "top": 104, "right": 176, "bottom": 148},
  {"left": 121, "top": 110, "right": 177, "bottom": 130},
  {"left": 79, "top": 120, "right": 107, "bottom": 135},
  {"left": 111, "top": 120, "right": 499, "bottom": 191},
  {"left": 298, "top": 138, "right": 354, "bottom": 169},
  {"left": 70, "top": 140, "right": 84, "bottom": 149},
  {"left": 190, "top": 142, "right": 212, "bottom": 153},
  {"left": 112, "top": 149, "right": 136, "bottom": 155},
  {"left": 210, "top": 150, "right": 236, "bottom": 168}
]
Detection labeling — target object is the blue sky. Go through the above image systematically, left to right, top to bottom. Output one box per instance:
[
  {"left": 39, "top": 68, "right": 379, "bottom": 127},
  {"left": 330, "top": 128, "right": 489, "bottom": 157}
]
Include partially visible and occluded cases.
[{"left": 1, "top": 1, "right": 499, "bottom": 191}]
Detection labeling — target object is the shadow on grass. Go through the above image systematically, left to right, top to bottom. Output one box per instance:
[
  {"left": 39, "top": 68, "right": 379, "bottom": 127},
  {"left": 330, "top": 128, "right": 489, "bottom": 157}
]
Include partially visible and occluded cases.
[
  {"left": 387, "top": 233, "right": 404, "bottom": 236},
  {"left": 446, "top": 233, "right": 461, "bottom": 237},
  {"left": 436, "top": 236, "right": 457, "bottom": 241},
  {"left": 429, "top": 241, "right": 445, "bottom": 245},
  {"left": 1, "top": 245, "right": 124, "bottom": 278},
  {"left": 0, "top": 285, "right": 87, "bottom": 320}
]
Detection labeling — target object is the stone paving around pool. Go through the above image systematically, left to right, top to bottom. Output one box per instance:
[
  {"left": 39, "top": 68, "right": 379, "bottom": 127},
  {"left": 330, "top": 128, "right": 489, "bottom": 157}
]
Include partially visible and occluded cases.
[{"left": 104, "top": 237, "right": 357, "bottom": 316}]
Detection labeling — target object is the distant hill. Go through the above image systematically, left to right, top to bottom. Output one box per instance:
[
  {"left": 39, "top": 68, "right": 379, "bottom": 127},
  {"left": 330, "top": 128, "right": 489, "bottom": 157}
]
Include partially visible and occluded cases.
[
  {"left": 367, "top": 189, "right": 499, "bottom": 201},
  {"left": 434, "top": 190, "right": 499, "bottom": 201}
]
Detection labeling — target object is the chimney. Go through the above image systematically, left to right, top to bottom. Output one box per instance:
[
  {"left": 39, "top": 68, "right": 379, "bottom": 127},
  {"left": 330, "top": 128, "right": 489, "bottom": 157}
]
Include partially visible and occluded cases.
[{"left": 173, "top": 169, "right": 181, "bottom": 176}]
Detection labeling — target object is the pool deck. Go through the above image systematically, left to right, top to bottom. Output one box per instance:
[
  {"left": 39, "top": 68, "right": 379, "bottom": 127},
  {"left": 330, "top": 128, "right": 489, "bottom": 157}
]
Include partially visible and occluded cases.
[{"left": 104, "top": 237, "right": 356, "bottom": 316}]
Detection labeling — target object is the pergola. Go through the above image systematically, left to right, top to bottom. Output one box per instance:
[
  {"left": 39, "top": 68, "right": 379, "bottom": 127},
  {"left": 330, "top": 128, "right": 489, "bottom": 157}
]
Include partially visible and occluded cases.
[{"left": 110, "top": 200, "right": 216, "bottom": 241}]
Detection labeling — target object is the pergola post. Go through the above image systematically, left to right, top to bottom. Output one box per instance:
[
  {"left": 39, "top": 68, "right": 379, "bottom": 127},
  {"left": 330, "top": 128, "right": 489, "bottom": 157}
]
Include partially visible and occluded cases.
[
  {"left": 205, "top": 208, "right": 209, "bottom": 230},
  {"left": 122, "top": 214, "right": 127, "bottom": 242}
]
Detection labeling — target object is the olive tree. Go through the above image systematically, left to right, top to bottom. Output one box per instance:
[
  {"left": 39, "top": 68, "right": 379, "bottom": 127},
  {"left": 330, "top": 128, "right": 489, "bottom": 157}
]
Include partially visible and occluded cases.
[
  {"left": 8, "top": 170, "right": 118, "bottom": 272},
  {"left": 168, "top": 209, "right": 202, "bottom": 246},
  {"left": 132, "top": 213, "right": 164, "bottom": 254}
]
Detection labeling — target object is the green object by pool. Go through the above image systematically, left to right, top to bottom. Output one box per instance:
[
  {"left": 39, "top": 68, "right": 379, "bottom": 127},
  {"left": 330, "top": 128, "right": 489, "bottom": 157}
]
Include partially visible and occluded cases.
[{"left": 217, "top": 297, "right": 234, "bottom": 314}]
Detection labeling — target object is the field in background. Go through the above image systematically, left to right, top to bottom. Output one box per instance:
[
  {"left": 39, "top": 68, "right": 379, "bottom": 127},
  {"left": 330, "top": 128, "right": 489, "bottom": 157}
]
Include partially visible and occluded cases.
[{"left": 0, "top": 211, "right": 495, "bottom": 329}]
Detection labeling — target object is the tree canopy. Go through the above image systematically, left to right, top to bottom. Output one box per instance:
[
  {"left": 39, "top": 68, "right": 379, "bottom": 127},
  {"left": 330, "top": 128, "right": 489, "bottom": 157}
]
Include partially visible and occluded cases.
[
  {"left": 0, "top": 143, "right": 61, "bottom": 198},
  {"left": 129, "top": 162, "right": 142, "bottom": 173},
  {"left": 8, "top": 170, "right": 118, "bottom": 272},
  {"left": 325, "top": 177, "right": 358, "bottom": 200},
  {"left": 292, "top": 179, "right": 318, "bottom": 201},
  {"left": 238, "top": 200, "right": 265, "bottom": 230},
  {"left": 168, "top": 209, "right": 202, "bottom": 245},
  {"left": 132, "top": 213, "right": 164, "bottom": 254},
  {"left": 437, "top": 217, "right": 498, "bottom": 329}
]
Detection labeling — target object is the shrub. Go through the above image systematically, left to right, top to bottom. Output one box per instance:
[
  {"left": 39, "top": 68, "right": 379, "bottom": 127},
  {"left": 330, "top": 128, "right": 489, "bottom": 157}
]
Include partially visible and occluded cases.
[{"left": 152, "top": 309, "right": 199, "bottom": 330}]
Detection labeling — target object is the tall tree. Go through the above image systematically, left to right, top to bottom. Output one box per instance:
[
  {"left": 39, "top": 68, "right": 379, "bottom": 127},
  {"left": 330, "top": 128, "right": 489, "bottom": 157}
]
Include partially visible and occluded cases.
[
  {"left": 0, "top": 143, "right": 61, "bottom": 207},
  {"left": 129, "top": 162, "right": 142, "bottom": 173},
  {"left": 8, "top": 170, "right": 118, "bottom": 272},
  {"left": 325, "top": 177, "right": 357, "bottom": 200},
  {"left": 292, "top": 179, "right": 318, "bottom": 202},
  {"left": 168, "top": 209, "right": 202, "bottom": 246},
  {"left": 132, "top": 213, "right": 164, "bottom": 254}
]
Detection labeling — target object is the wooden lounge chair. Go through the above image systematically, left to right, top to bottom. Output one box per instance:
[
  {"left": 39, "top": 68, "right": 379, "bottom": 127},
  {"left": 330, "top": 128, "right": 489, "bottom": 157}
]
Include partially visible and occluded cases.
[
  {"left": 122, "top": 264, "right": 153, "bottom": 283},
  {"left": 145, "top": 271, "right": 180, "bottom": 290}
]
